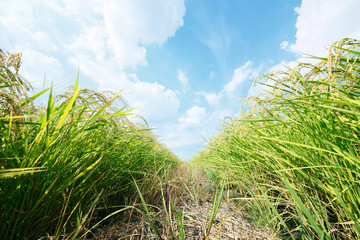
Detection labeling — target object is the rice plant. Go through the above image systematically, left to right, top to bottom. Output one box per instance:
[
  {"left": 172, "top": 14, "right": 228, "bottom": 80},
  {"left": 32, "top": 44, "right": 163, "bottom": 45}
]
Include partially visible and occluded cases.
[
  {"left": 192, "top": 38, "right": 360, "bottom": 239},
  {"left": 0, "top": 49, "right": 181, "bottom": 239}
]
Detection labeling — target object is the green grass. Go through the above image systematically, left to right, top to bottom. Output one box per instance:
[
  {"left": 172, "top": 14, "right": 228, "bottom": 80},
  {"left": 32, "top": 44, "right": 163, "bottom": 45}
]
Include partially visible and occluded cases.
[
  {"left": 191, "top": 38, "right": 360, "bottom": 239},
  {"left": 0, "top": 49, "right": 181, "bottom": 239}
]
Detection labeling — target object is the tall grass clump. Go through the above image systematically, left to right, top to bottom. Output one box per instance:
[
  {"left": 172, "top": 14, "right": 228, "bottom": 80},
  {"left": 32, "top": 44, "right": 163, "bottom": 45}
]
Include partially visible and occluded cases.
[
  {"left": 192, "top": 38, "right": 360, "bottom": 239},
  {"left": 0, "top": 49, "right": 180, "bottom": 239}
]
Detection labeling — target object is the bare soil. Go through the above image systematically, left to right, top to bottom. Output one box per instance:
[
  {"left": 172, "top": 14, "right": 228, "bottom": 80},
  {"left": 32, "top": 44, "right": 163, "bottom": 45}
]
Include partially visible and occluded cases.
[{"left": 92, "top": 164, "right": 279, "bottom": 240}]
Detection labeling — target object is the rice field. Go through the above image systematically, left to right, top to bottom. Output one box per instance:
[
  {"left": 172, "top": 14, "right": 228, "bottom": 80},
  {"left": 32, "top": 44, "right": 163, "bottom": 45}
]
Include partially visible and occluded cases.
[
  {"left": 1, "top": 38, "right": 360, "bottom": 239},
  {"left": 191, "top": 38, "right": 360, "bottom": 239}
]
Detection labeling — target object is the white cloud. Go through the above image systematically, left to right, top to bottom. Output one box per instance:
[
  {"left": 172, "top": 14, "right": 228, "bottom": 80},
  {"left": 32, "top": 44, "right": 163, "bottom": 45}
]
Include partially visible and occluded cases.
[
  {"left": 0, "top": 0, "right": 187, "bottom": 127},
  {"left": 0, "top": 0, "right": 186, "bottom": 93},
  {"left": 61, "top": 0, "right": 103, "bottom": 19},
  {"left": 64, "top": 0, "right": 185, "bottom": 72},
  {"left": 103, "top": 0, "right": 185, "bottom": 68},
  {"left": 252, "top": 0, "right": 360, "bottom": 99},
  {"left": 255, "top": 0, "right": 360, "bottom": 99},
  {"left": 290, "top": 0, "right": 360, "bottom": 57},
  {"left": 0, "top": 1, "right": 34, "bottom": 34},
  {"left": 0, "top": 1, "right": 60, "bottom": 52},
  {"left": 61, "top": 1, "right": 185, "bottom": 122},
  {"left": 70, "top": 25, "right": 108, "bottom": 62},
  {"left": 280, "top": 41, "right": 289, "bottom": 50},
  {"left": 19, "top": 49, "right": 64, "bottom": 89},
  {"left": 68, "top": 54, "right": 132, "bottom": 90},
  {"left": 224, "top": 61, "right": 257, "bottom": 96},
  {"left": 177, "top": 70, "right": 188, "bottom": 88},
  {"left": 127, "top": 82, "right": 180, "bottom": 122},
  {"left": 196, "top": 91, "right": 223, "bottom": 106},
  {"left": 205, "top": 92, "right": 222, "bottom": 106},
  {"left": 160, "top": 103, "right": 235, "bottom": 161},
  {"left": 162, "top": 105, "right": 208, "bottom": 149},
  {"left": 178, "top": 106, "right": 207, "bottom": 129},
  {"left": 165, "top": 131, "right": 203, "bottom": 149}
]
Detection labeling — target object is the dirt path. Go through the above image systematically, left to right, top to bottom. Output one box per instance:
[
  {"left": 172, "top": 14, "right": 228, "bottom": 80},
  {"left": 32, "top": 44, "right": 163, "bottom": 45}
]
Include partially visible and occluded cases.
[{"left": 93, "top": 163, "right": 279, "bottom": 240}]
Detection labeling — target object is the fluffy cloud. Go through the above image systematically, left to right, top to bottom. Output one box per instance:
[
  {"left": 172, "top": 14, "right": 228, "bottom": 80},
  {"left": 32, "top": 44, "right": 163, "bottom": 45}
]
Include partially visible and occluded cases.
[
  {"left": 0, "top": 0, "right": 185, "bottom": 122},
  {"left": 0, "top": 0, "right": 185, "bottom": 75},
  {"left": 65, "top": 0, "right": 185, "bottom": 71},
  {"left": 66, "top": 0, "right": 185, "bottom": 122},
  {"left": 103, "top": 0, "right": 185, "bottom": 68},
  {"left": 250, "top": 0, "right": 360, "bottom": 99},
  {"left": 250, "top": 0, "right": 360, "bottom": 98},
  {"left": 290, "top": 0, "right": 360, "bottom": 57},
  {"left": 0, "top": 1, "right": 34, "bottom": 35},
  {"left": 0, "top": 1, "right": 59, "bottom": 52},
  {"left": 69, "top": 26, "right": 108, "bottom": 62},
  {"left": 280, "top": 41, "right": 289, "bottom": 50},
  {"left": 19, "top": 49, "right": 65, "bottom": 89},
  {"left": 67, "top": 53, "right": 132, "bottom": 90},
  {"left": 224, "top": 61, "right": 258, "bottom": 96},
  {"left": 177, "top": 70, "right": 188, "bottom": 88},
  {"left": 127, "top": 82, "right": 180, "bottom": 122},
  {"left": 196, "top": 91, "right": 223, "bottom": 106},
  {"left": 204, "top": 92, "right": 223, "bottom": 106},
  {"left": 162, "top": 105, "right": 234, "bottom": 161},
  {"left": 162, "top": 106, "right": 207, "bottom": 149},
  {"left": 178, "top": 106, "right": 207, "bottom": 129},
  {"left": 165, "top": 131, "right": 204, "bottom": 149}
]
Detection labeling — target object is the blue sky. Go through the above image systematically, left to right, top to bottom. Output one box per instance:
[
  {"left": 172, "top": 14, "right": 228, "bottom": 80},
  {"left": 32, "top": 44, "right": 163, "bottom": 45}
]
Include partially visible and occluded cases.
[{"left": 1, "top": 0, "right": 360, "bottom": 161}]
